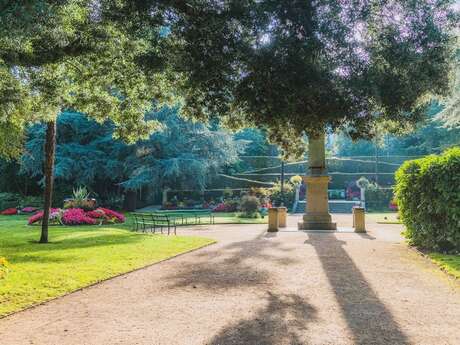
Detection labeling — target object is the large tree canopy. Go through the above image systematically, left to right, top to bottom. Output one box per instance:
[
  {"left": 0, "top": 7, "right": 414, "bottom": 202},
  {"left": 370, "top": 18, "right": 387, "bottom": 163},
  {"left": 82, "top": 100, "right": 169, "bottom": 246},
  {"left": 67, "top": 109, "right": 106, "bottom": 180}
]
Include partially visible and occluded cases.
[
  {"left": 2, "top": 0, "right": 458, "bottom": 155},
  {"left": 109, "top": 0, "right": 458, "bottom": 153}
]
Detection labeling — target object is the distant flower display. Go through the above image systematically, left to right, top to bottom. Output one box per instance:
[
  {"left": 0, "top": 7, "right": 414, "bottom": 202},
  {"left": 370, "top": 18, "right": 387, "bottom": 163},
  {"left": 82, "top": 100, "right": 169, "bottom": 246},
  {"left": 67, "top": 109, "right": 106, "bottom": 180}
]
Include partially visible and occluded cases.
[
  {"left": 21, "top": 207, "right": 38, "bottom": 213},
  {"left": 1, "top": 208, "right": 17, "bottom": 215},
  {"left": 27, "top": 208, "right": 125, "bottom": 225}
]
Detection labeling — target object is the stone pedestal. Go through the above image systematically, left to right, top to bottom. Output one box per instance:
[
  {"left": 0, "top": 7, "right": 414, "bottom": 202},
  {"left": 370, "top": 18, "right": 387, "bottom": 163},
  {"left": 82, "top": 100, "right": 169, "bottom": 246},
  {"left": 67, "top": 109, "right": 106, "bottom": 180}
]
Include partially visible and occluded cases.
[
  {"left": 298, "top": 132, "right": 337, "bottom": 231},
  {"left": 298, "top": 176, "right": 337, "bottom": 230},
  {"left": 278, "top": 207, "right": 287, "bottom": 228},
  {"left": 353, "top": 207, "right": 366, "bottom": 233},
  {"left": 268, "top": 208, "right": 279, "bottom": 232}
]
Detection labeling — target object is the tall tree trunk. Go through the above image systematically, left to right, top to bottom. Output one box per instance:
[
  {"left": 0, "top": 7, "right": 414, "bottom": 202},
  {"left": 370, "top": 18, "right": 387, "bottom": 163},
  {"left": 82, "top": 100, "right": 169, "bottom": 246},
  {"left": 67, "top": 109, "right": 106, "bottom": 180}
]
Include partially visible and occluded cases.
[{"left": 40, "top": 120, "right": 57, "bottom": 244}]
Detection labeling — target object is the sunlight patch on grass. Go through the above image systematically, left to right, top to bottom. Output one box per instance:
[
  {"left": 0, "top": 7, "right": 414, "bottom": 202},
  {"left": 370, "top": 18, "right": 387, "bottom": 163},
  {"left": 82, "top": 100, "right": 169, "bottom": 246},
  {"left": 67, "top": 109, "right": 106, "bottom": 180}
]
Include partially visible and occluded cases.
[
  {"left": 367, "top": 212, "right": 401, "bottom": 224},
  {"left": 0, "top": 215, "right": 214, "bottom": 317},
  {"left": 428, "top": 253, "right": 460, "bottom": 279}
]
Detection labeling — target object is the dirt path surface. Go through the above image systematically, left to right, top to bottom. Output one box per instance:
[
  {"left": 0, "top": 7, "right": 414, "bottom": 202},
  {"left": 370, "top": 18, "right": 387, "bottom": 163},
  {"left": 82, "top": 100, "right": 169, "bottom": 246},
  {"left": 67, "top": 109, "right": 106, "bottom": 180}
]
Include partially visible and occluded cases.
[{"left": 0, "top": 215, "right": 459, "bottom": 345}]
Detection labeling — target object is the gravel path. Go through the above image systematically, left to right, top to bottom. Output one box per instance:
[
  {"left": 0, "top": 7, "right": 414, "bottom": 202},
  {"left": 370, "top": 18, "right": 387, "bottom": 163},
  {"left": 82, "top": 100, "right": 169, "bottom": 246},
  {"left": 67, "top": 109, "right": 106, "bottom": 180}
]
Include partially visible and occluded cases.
[{"left": 0, "top": 215, "right": 459, "bottom": 345}]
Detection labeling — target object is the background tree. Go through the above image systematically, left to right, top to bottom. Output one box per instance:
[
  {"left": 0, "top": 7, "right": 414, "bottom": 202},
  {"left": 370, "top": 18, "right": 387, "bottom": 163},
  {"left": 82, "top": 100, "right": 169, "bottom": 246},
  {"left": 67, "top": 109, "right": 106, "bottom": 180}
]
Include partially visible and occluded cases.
[
  {"left": 0, "top": 2, "right": 170, "bottom": 242},
  {"left": 437, "top": 43, "right": 460, "bottom": 128},
  {"left": 333, "top": 103, "right": 460, "bottom": 157},
  {"left": 19, "top": 108, "right": 244, "bottom": 206}
]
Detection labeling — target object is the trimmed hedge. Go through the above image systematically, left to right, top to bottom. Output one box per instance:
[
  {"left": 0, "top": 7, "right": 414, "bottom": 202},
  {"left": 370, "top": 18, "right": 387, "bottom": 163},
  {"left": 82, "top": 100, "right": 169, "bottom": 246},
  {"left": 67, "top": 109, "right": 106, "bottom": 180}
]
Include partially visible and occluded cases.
[{"left": 395, "top": 147, "right": 460, "bottom": 252}]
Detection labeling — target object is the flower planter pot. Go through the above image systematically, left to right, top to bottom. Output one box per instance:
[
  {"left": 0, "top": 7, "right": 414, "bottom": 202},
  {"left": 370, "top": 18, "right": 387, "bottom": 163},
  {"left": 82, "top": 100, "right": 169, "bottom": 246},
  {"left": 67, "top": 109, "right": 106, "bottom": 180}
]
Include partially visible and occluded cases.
[{"left": 63, "top": 198, "right": 97, "bottom": 211}]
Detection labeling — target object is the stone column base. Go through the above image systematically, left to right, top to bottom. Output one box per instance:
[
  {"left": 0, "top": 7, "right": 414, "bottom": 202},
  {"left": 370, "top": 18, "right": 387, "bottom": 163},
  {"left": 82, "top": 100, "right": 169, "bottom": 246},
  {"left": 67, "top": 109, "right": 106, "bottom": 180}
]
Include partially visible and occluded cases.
[
  {"left": 298, "top": 175, "right": 337, "bottom": 231},
  {"left": 298, "top": 213, "right": 337, "bottom": 230},
  {"left": 298, "top": 220, "right": 337, "bottom": 231}
]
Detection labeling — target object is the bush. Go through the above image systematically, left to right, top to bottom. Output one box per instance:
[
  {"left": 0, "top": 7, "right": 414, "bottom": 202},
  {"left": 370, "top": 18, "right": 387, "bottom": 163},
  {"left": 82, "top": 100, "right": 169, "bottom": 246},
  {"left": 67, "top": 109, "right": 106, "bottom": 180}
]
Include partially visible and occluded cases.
[
  {"left": 395, "top": 147, "right": 460, "bottom": 252},
  {"left": 270, "top": 181, "right": 295, "bottom": 208},
  {"left": 365, "top": 184, "right": 393, "bottom": 211},
  {"left": 0, "top": 193, "right": 22, "bottom": 210},
  {"left": 0, "top": 194, "right": 43, "bottom": 213},
  {"left": 100, "top": 194, "right": 125, "bottom": 210},
  {"left": 240, "top": 195, "right": 260, "bottom": 217},
  {"left": 20, "top": 196, "right": 43, "bottom": 208},
  {"left": 212, "top": 199, "right": 239, "bottom": 212}
]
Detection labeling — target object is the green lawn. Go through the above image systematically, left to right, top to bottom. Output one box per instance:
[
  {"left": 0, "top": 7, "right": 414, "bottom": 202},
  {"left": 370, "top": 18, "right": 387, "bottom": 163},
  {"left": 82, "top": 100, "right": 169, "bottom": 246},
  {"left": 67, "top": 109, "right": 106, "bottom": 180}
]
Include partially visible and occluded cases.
[
  {"left": 213, "top": 212, "right": 267, "bottom": 224},
  {"left": 367, "top": 212, "right": 401, "bottom": 224},
  {"left": 0, "top": 215, "right": 214, "bottom": 317},
  {"left": 428, "top": 253, "right": 460, "bottom": 279}
]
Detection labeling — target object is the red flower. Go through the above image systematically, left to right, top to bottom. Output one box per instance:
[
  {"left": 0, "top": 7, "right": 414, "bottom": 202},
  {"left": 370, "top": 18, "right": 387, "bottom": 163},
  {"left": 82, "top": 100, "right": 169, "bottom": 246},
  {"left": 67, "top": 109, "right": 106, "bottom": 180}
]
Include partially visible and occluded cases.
[
  {"left": 1, "top": 208, "right": 17, "bottom": 215},
  {"left": 98, "top": 208, "right": 125, "bottom": 223},
  {"left": 86, "top": 210, "right": 106, "bottom": 219},
  {"left": 28, "top": 211, "right": 44, "bottom": 224}
]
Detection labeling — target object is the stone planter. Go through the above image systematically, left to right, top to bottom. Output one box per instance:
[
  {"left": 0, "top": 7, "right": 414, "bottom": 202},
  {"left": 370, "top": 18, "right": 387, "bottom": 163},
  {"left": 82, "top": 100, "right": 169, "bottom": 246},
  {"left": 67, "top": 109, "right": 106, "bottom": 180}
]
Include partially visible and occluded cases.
[{"left": 63, "top": 198, "right": 97, "bottom": 211}]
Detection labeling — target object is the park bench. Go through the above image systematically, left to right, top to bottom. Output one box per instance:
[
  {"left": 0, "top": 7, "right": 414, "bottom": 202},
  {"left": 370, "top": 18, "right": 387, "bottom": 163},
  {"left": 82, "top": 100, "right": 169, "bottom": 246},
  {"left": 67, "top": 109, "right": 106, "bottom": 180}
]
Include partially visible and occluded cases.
[
  {"left": 153, "top": 210, "right": 215, "bottom": 225},
  {"left": 132, "top": 213, "right": 177, "bottom": 235}
]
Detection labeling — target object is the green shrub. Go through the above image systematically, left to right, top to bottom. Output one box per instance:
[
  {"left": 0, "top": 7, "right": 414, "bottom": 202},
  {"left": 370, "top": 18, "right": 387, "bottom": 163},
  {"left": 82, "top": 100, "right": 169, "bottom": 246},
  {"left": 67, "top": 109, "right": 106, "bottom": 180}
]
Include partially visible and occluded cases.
[
  {"left": 395, "top": 147, "right": 460, "bottom": 252},
  {"left": 269, "top": 181, "right": 295, "bottom": 208},
  {"left": 365, "top": 184, "right": 393, "bottom": 211},
  {"left": 0, "top": 193, "right": 22, "bottom": 210},
  {"left": 240, "top": 195, "right": 260, "bottom": 217},
  {"left": 20, "top": 196, "right": 43, "bottom": 207}
]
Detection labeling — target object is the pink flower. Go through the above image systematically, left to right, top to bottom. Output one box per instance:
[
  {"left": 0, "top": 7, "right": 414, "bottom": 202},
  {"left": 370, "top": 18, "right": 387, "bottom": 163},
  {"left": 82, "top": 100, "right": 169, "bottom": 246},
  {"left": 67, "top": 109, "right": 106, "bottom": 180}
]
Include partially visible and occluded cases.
[
  {"left": 21, "top": 207, "right": 38, "bottom": 213},
  {"left": 62, "top": 208, "right": 97, "bottom": 225}
]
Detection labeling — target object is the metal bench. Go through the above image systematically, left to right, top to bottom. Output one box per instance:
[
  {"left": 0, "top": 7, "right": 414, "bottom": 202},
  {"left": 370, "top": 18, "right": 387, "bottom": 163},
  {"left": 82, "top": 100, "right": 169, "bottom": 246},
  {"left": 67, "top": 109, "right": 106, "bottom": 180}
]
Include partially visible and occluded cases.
[
  {"left": 152, "top": 210, "right": 215, "bottom": 225},
  {"left": 132, "top": 213, "right": 177, "bottom": 235}
]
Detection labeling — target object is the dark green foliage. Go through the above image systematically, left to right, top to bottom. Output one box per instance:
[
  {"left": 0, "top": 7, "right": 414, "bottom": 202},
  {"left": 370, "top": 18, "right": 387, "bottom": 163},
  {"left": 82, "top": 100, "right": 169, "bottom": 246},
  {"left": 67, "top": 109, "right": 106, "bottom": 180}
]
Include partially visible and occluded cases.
[
  {"left": 148, "top": 0, "right": 458, "bottom": 152},
  {"left": 121, "top": 107, "right": 244, "bottom": 191},
  {"left": 19, "top": 108, "right": 243, "bottom": 204},
  {"left": 395, "top": 148, "right": 460, "bottom": 252},
  {"left": 0, "top": 193, "right": 22, "bottom": 210},
  {"left": 0, "top": 193, "right": 42, "bottom": 210},
  {"left": 20, "top": 196, "right": 43, "bottom": 208}
]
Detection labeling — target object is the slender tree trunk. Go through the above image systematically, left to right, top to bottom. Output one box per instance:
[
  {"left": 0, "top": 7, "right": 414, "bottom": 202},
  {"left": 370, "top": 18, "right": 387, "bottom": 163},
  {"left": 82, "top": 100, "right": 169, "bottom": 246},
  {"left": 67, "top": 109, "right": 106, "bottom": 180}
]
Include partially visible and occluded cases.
[{"left": 40, "top": 120, "right": 57, "bottom": 244}]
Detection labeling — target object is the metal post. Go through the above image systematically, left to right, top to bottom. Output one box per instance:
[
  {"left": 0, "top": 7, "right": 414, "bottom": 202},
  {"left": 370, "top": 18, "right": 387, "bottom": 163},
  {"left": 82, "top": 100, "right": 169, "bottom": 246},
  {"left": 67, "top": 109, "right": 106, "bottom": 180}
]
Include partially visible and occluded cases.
[{"left": 280, "top": 159, "right": 285, "bottom": 206}]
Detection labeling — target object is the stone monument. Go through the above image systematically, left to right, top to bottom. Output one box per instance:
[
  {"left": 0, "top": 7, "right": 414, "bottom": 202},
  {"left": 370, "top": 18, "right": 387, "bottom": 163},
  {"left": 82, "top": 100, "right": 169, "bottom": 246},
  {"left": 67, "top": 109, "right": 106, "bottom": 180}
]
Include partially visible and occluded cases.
[{"left": 298, "top": 132, "right": 337, "bottom": 230}]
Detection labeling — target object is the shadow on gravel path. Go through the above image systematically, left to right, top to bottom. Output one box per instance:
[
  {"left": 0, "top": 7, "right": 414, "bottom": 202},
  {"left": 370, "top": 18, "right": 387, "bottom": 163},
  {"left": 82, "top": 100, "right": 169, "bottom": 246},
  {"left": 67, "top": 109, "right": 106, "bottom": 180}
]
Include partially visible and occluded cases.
[{"left": 306, "top": 234, "right": 410, "bottom": 345}]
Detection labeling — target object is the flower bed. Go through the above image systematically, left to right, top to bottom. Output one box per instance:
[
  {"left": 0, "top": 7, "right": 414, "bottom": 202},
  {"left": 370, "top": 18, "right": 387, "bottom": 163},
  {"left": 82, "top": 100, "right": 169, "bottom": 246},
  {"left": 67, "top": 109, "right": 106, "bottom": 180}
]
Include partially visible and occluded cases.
[
  {"left": 1, "top": 208, "right": 17, "bottom": 215},
  {"left": 28, "top": 208, "right": 125, "bottom": 226},
  {"left": 0, "top": 257, "right": 9, "bottom": 279}
]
